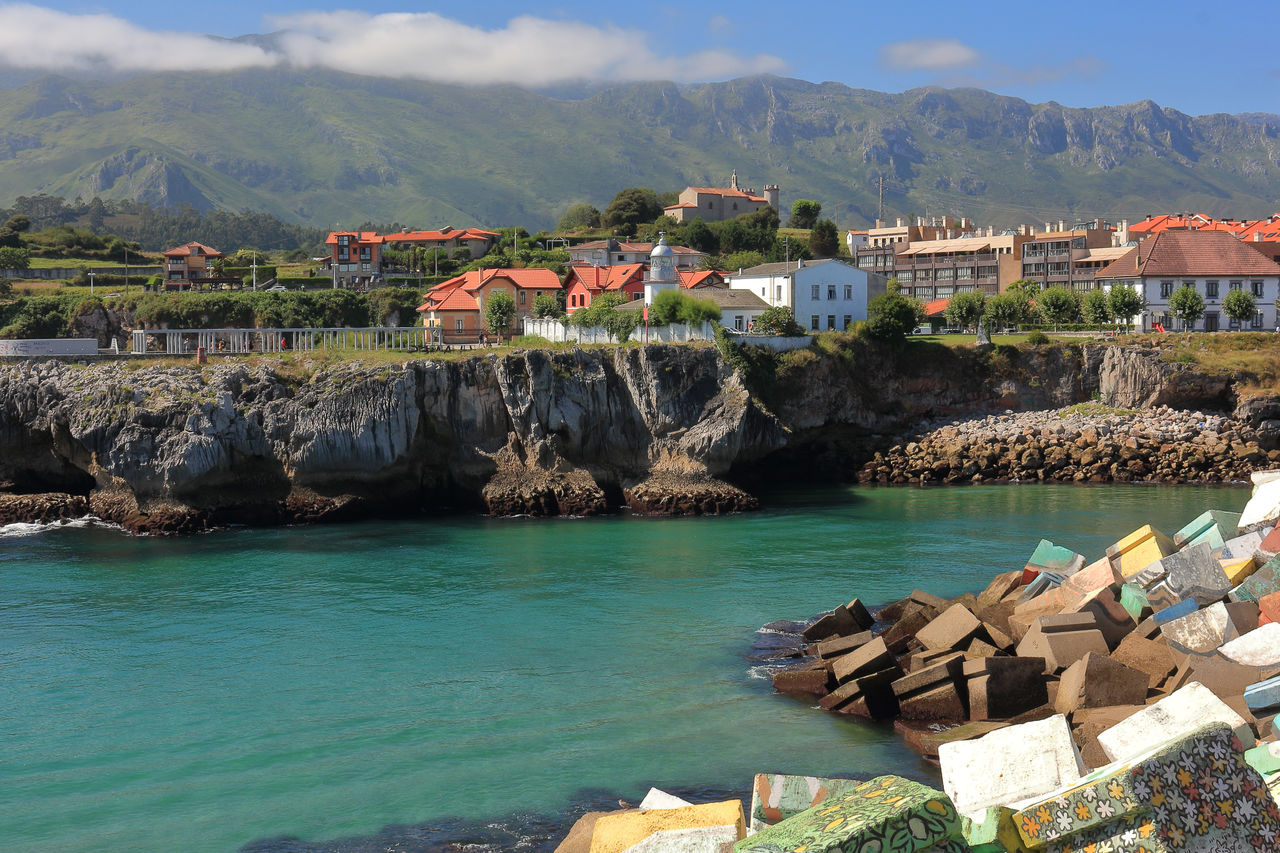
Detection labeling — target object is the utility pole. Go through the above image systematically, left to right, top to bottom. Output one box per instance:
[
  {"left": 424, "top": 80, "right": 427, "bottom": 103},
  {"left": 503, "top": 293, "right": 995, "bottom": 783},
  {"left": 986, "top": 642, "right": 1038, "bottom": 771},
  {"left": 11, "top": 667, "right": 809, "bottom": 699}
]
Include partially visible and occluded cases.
[
  {"left": 878, "top": 177, "right": 885, "bottom": 221},
  {"left": 784, "top": 236, "right": 790, "bottom": 264},
  {"left": 252, "top": 250, "right": 257, "bottom": 291},
  {"left": 88, "top": 271, "right": 95, "bottom": 295}
]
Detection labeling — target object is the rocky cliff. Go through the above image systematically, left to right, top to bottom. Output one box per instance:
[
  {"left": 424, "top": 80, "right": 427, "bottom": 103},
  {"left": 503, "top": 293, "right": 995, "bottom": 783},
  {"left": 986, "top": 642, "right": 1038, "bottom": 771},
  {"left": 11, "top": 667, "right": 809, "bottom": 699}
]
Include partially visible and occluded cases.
[{"left": 0, "top": 339, "right": 1258, "bottom": 532}]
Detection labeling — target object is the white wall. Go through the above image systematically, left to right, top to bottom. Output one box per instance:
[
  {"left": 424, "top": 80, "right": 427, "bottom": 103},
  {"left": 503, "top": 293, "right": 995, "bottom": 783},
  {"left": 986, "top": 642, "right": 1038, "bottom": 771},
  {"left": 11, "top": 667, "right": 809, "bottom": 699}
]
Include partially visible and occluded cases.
[{"left": 1105, "top": 277, "right": 1279, "bottom": 332}]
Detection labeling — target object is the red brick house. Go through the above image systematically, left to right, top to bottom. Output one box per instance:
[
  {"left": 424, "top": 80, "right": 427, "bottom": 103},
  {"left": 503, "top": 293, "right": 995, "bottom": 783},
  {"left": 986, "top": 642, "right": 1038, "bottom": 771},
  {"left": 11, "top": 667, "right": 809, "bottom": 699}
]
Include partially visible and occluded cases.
[
  {"left": 382, "top": 227, "right": 501, "bottom": 260},
  {"left": 325, "top": 231, "right": 384, "bottom": 288},
  {"left": 564, "top": 263, "right": 646, "bottom": 313},
  {"left": 417, "top": 268, "right": 562, "bottom": 342}
]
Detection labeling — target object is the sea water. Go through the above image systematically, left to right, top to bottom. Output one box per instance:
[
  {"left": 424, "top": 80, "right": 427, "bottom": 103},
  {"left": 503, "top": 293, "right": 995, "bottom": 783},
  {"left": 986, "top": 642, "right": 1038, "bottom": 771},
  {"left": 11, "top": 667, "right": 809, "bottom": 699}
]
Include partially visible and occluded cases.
[{"left": 0, "top": 484, "right": 1248, "bottom": 851}]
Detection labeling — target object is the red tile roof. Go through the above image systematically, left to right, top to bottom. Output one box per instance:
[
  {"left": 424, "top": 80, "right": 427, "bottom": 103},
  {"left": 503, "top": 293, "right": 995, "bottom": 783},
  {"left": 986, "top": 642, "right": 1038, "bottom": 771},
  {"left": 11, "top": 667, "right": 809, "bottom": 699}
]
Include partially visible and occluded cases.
[
  {"left": 685, "top": 187, "right": 768, "bottom": 202},
  {"left": 384, "top": 228, "right": 500, "bottom": 243},
  {"left": 1095, "top": 230, "right": 1280, "bottom": 278},
  {"left": 325, "top": 231, "right": 384, "bottom": 246},
  {"left": 570, "top": 240, "right": 704, "bottom": 255},
  {"left": 161, "top": 241, "right": 223, "bottom": 258},
  {"left": 566, "top": 263, "right": 645, "bottom": 292},
  {"left": 416, "top": 268, "right": 562, "bottom": 313},
  {"left": 679, "top": 270, "right": 724, "bottom": 289},
  {"left": 923, "top": 298, "right": 950, "bottom": 317}
]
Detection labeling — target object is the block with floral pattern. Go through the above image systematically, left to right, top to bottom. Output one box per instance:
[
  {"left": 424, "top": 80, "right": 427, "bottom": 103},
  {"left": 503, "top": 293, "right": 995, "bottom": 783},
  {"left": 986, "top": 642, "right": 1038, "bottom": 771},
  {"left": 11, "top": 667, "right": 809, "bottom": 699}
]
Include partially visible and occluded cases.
[
  {"left": 1014, "top": 767, "right": 1146, "bottom": 846},
  {"left": 734, "top": 774, "right": 963, "bottom": 853}
]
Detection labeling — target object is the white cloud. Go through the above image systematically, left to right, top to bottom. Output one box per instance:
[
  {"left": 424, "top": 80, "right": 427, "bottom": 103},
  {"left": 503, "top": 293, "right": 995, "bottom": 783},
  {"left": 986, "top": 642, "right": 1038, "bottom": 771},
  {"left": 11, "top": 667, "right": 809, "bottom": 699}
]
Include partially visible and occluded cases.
[
  {"left": 0, "top": 4, "right": 786, "bottom": 85},
  {"left": 879, "top": 38, "right": 981, "bottom": 73}
]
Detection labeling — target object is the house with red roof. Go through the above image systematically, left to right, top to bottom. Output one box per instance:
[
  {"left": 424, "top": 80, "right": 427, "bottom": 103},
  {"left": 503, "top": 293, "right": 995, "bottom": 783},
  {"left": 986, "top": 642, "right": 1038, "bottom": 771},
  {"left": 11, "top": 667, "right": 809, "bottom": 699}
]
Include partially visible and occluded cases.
[
  {"left": 663, "top": 170, "right": 779, "bottom": 223},
  {"left": 381, "top": 227, "right": 500, "bottom": 259},
  {"left": 1096, "top": 230, "right": 1280, "bottom": 332},
  {"left": 325, "top": 231, "right": 384, "bottom": 289},
  {"left": 567, "top": 237, "right": 708, "bottom": 270},
  {"left": 161, "top": 241, "right": 223, "bottom": 284},
  {"left": 564, "top": 263, "right": 646, "bottom": 313},
  {"left": 416, "top": 268, "right": 563, "bottom": 343},
  {"left": 679, "top": 269, "right": 726, "bottom": 290}
]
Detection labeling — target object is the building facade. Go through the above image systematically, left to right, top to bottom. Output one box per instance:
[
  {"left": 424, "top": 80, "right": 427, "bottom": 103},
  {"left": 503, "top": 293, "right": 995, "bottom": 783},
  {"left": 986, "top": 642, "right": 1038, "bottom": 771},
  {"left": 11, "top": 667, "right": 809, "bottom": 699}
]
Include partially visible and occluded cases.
[
  {"left": 663, "top": 171, "right": 779, "bottom": 223},
  {"left": 325, "top": 231, "right": 384, "bottom": 289},
  {"left": 567, "top": 238, "right": 707, "bottom": 270},
  {"left": 161, "top": 241, "right": 223, "bottom": 283},
  {"left": 728, "top": 258, "right": 884, "bottom": 332},
  {"left": 416, "top": 268, "right": 562, "bottom": 343}
]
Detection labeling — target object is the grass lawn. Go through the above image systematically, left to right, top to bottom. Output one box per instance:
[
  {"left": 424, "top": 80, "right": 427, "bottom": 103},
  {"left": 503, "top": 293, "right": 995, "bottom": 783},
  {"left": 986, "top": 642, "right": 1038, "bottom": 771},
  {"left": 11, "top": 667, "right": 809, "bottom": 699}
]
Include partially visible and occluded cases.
[{"left": 24, "top": 257, "right": 159, "bottom": 269}]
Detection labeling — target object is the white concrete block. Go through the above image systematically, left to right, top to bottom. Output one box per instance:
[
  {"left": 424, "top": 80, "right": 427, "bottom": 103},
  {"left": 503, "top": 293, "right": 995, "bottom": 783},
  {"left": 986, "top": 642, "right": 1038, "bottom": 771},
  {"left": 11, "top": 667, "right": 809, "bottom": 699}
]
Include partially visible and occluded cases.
[
  {"left": 1251, "top": 470, "right": 1280, "bottom": 486},
  {"left": 1241, "top": 477, "right": 1280, "bottom": 529},
  {"left": 1219, "top": 530, "right": 1265, "bottom": 560},
  {"left": 1160, "top": 602, "right": 1236, "bottom": 653},
  {"left": 1220, "top": 623, "right": 1280, "bottom": 667},
  {"left": 1097, "top": 682, "right": 1255, "bottom": 763},
  {"left": 938, "top": 714, "right": 1085, "bottom": 819},
  {"left": 639, "top": 788, "right": 693, "bottom": 811},
  {"left": 620, "top": 826, "right": 738, "bottom": 852}
]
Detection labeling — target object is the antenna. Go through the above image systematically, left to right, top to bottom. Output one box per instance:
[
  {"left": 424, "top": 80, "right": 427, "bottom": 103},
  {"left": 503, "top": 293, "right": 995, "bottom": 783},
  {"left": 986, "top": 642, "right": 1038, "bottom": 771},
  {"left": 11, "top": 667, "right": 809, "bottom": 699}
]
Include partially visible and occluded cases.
[{"left": 877, "top": 176, "right": 885, "bottom": 221}]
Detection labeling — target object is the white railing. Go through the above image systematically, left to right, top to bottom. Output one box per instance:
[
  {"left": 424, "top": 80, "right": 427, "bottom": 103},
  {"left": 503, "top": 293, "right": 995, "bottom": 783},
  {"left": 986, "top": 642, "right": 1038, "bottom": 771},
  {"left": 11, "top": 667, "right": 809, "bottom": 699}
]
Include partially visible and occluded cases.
[
  {"left": 522, "top": 318, "right": 716, "bottom": 344},
  {"left": 131, "top": 326, "right": 433, "bottom": 355}
]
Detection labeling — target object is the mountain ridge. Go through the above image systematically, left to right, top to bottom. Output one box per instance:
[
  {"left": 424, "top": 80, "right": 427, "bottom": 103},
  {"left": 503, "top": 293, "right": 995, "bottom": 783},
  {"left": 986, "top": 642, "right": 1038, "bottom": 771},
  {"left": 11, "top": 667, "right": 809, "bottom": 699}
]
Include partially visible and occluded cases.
[{"left": 0, "top": 70, "right": 1277, "bottom": 231}]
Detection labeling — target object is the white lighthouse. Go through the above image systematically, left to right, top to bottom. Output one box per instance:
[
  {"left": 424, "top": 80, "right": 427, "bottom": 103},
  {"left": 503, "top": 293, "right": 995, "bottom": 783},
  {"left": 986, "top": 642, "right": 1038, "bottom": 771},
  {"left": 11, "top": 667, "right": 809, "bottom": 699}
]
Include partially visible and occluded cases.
[{"left": 643, "top": 233, "right": 679, "bottom": 306}]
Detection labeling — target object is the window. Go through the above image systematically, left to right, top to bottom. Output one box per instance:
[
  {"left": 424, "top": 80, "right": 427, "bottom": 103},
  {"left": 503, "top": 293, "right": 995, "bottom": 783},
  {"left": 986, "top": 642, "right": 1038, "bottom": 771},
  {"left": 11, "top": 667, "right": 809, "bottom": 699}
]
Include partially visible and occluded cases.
[
  {"left": 337, "top": 235, "right": 350, "bottom": 246},
  {"left": 360, "top": 247, "right": 371, "bottom": 260},
  {"left": 338, "top": 249, "right": 349, "bottom": 261},
  {"left": 361, "top": 263, "right": 370, "bottom": 271},
  {"left": 978, "top": 266, "right": 998, "bottom": 279},
  {"left": 956, "top": 267, "right": 973, "bottom": 280},
  {"left": 936, "top": 268, "right": 954, "bottom": 281},
  {"left": 1183, "top": 280, "right": 1196, "bottom": 294},
  {"left": 1205, "top": 280, "right": 1218, "bottom": 298},
  {"left": 1229, "top": 280, "right": 1242, "bottom": 291},
  {"left": 1253, "top": 280, "right": 1265, "bottom": 297},
  {"left": 1160, "top": 281, "right": 1174, "bottom": 298},
  {"left": 811, "top": 284, "right": 820, "bottom": 300},
  {"left": 844, "top": 284, "right": 853, "bottom": 300},
  {"left": 776, "top": 285, "right": 783, "bottom": 301},
  {"left": 827, "top": 285, "right": 836, "bottom": 300},
  {"left": 913, "top": 286, "right": 932, "bottom": 299},
  {"left": 517, "top": 290, "right": 526, "bottom": 305},
  {"left": 1254, "top": 311, "right": 1265, "bottom": 330},
  {"left": 1229, "top": 313, "right": 1240, "bottom": 330},
  {"left": 734, "top": 315, "right": 743, "bottom": 331},
  {"left": 810, "top": 315, "right": 819, "bottom": 331},
  {"left": 827, "top": 315, "right": 836, "bottom": 330},
  {"left": 843, "top": 315, "right": 852, "bottom": 329},
  {"left": 455, "top": 319, "right": 464, "bottom": 331}
]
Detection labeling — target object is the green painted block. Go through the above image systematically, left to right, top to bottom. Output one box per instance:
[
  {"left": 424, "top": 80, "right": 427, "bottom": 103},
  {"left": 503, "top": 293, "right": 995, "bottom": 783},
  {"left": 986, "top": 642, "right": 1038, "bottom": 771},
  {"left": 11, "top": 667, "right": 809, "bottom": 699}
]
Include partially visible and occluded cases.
[
  {"left": 1174, "top": 509, "right": 1240, "bottom": 551},
  {"left": 1025, "top": 539, "right": 1085, "bottom": 577},
  {"left": 1232, "top": 557, "right": 1280, "bottom": 602},
  {"left": 1118, "top": 584, "right": 1151, "bottom": 622},
  {"left": 1245, "top": 742, "right": 1280, "bottom": 777},
  {"left": 749, "top": 774, "right": 862, "bottom": 834},
  {"left": 734, "top": 775, "right": 961, "bottom": 853},
  {"left": 961, "top": 807, "right": 1022, "bottom": 853},
  {"left": 1038, "top": 814, "right": 1163, "bottom": 853}
]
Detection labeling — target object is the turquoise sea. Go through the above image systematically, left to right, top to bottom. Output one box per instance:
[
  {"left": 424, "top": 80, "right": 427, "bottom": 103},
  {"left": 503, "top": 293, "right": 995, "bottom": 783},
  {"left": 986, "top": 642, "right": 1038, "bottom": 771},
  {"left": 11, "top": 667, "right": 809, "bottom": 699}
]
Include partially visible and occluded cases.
[{"left": 0, "top": 483, "right": 1250, "bottom": 851}]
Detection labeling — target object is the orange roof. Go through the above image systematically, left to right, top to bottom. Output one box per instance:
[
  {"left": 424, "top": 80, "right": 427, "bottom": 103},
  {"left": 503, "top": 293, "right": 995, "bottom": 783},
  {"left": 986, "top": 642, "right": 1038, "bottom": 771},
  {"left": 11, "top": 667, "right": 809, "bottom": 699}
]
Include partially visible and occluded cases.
[
  {"left": 686, "top": 187, "right": 768, "bottom": 202},
  {"left": 664, "top": 202, "right": 699, "bottom": 209},
  {"left": 384, "top": 227, "right": 500, "bottom": 243},
  {"left": 1095, "top": 230, "right": 1280, "bottom": 278},
  {"left": 325, "top": 231, "right": 384, "bottom": 246},
  {"left": 571, "top": 240, "right": 704, "bottom": 255},
  {"left": 161, "top": 241, "right": 222, "bottom": 258},
  {"left": 566, "top": 263, "right": 645, "bottom": 292},
  {"left": 417, "top": 269, "right": 561, "bottom": 313},
  {"left": 679, "top": 270, "right": 724, "bottom": 289},
  {"left": 923, "top": 298, "right": 950, "bottom": 317}
]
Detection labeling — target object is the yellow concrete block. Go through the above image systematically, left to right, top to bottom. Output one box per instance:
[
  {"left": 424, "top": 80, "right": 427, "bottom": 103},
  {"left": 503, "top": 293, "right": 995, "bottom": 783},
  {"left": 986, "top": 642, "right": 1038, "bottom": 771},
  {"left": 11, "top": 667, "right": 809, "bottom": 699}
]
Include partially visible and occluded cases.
[
  {"left": 1106, "top": 525, "right": 1176, "bottom": 578},
  {"left": 1222, "top": 556, "right": 1258, "bottom": 586},
  {"left": 589, "top": 800, "right": 746, "bottom": 853}
]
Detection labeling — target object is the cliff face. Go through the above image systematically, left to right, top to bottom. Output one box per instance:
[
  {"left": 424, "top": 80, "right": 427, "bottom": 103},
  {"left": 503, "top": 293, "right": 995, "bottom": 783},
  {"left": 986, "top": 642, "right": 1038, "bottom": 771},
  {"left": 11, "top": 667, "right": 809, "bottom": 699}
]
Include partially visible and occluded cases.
[
  {"left": 0, "top": 339, "right": 1249, "bottom": 532},
  {"left": 0, "top": 346, "right": 782, "bottom": 531}
]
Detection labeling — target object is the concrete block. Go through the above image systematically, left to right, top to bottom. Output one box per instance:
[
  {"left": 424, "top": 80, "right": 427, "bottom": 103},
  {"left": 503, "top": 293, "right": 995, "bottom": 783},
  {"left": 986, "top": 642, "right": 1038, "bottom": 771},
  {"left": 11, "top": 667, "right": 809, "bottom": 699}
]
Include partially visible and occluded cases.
[
  {"left": 1239, "top": 475, "right": 1280, "bottom": 531},
  {"left": 1174, "top": 508, "right": 1241, "bottom": 550},
  {"left": 1254, "top": 523, "right": 1280, "bottom": 561},
  {"left": 1106, "top": 524, "right": 1176, "bottom": 579},
  {"left": 1219, "top": 528, "right": 1266, "bottom": 560},
  {"left": 1022, "top": 538, "right": 1085, "bottom": 584},
  {"left": 1159, "top": 541, "right": 1234, "bottom": 604},
  {"left": 1220, "top": 555, "right": 1257, "bottom": 587},
  {"left": 1232, "top": 556, "right": 1280, "bottom": 602},
  {"left": 1058, "top": 558, "right": 1123, "bottom": 606},
  {"left": 975, "top": 571, "right": 1023, "bottom": 612},
  {"left": 1142, "top": 577, "right": 1181, "bottom": 612},
  {"left": 1117, "top": 583, "right": 1152, "bottom": 622},
  {"left": 1062, "top": 586, "right": 1135, "bottom": 649},
  {"left": 1260, "top": 591, "right": 1280, "bottom": 626},
  {"left": 1152, "top": 597, "right": 1197, "bottom": 624},
  {"left": 844, "top": 598, "right": 874, "bottom": 630},
  {"left": 975, "top": 599, "right": 1017, "bottom": 637},
  {"left": 1161, "top": 601, "right": 1250, "bottom": 654},
  {"left": 915, "top": 604, "right": 982, "bottom": 652},
  {"left": 802, "top": 606, "right": 860, "bottom": 643},
  {"left": 880, "top": 607, "right": 935, "bottom": 655},
  {"left": 1015, "top": 612, "right": 1110, "bottom": 673},
  {"left": 980, "top": 621, "right": 1014, "bottom": 651},
  {"left": 1221, "top": 622, "right": 1280, "bottom": 667},
  {"left": 814, "top": 632, "right": 872, "bottom": 661},
  {"left": 1108, "top": 633, "right": 1176, "bottom": 687},
  {"left": 830, "top": 637, "right": 895, "bottom": 685},
  {"left": 965, "top": 638, "right": 1000, "bottom": 659},
  {"left": 908, "top": 648, "right": 963, "bottom": 672},
  {"left": 1053, "top": 652, "right": 1149, "bottom": 715},
  {"left": 893, "top": 654, "right": 967, "bottom": 720},
  {"left": 963, "top": 656, "right": 1048, "bottom": 720},
  {"left": 771, "top": 665, "right": 829, "bottom": 695},
  {"left": 823, "top": 666, "right": 902, "bottom": 719},
  {"left": 1246, "top": 673, "right": 1280, "bottom": 714},
  {"left": 1096, "top": 681, "right": 1255, "bottom": 762},
  {"left": 1069, "top": 704, "right": 1146, "bottom": 770},
  {"left": 938, "top": 714, "right": 1084, "bottom": 818},
  {"left": 911, "top": 720, "right": 1009, "bottom": 759},
  {"left": 1244, "top": 741, "right": 1280, "bottom": 777},
  {"left": 747, "top": 774, "right": 860, "bottom": 834},
  {"left": 733, "top": 775, "right": 961, "bottom": 853},
  {"left": 638, "top": 789, "right": 692, "bottom": 810},
  {"left": 590, "top": 801, "right": 745, "bottom": 853},
  {"left": 959, "top": 807, "right": 1027, "bottom": 853},
  {"left": 558, "top": 810, "right": 635, "bottom": 853},
  {"left": 620, "top": 826, "right": 738, "bottom": 852}
]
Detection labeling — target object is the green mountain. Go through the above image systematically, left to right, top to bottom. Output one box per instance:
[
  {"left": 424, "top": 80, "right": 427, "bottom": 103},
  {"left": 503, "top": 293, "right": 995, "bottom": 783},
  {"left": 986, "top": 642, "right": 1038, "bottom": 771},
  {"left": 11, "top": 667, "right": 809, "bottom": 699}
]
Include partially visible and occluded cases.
[{"left": 0, "top": 70, "right": 1277, "bottom": 231}]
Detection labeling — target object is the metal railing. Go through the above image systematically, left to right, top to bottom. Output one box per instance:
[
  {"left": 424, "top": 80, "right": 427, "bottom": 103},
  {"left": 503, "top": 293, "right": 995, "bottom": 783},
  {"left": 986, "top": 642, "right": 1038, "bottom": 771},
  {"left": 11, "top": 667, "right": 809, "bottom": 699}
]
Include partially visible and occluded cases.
[{"left": 131, "top": 326, "right": 434, "bottom": 355}]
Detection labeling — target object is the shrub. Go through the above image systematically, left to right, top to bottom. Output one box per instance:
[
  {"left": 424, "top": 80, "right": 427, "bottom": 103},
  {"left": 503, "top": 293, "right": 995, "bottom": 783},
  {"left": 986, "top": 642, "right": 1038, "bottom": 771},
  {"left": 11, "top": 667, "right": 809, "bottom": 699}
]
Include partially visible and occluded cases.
[
  {"left": 648, "top": 289, "right": 721, "bottom": 326},
  {"left": 866, "top": 292, "right": 924, "bottom": 341},
  {"left": 753, "top": 305, "right": 804, "bottom": 336},
  {"left": 1026, "top": 331, "right": 1050, "bottom": 346}
]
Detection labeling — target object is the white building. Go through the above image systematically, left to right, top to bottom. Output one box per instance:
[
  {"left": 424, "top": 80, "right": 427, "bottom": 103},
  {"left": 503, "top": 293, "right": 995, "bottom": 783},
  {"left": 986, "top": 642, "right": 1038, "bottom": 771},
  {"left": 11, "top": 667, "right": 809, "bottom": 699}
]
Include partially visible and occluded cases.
[
  {"left": 1096, "top": 231, "right": 1280, "bottom": 332},
  {"left": 643, "top": 235, "right": 680, "bottom": 305},
  {"left": 727, "top": 258, "right": 885, "bottom": 332}
]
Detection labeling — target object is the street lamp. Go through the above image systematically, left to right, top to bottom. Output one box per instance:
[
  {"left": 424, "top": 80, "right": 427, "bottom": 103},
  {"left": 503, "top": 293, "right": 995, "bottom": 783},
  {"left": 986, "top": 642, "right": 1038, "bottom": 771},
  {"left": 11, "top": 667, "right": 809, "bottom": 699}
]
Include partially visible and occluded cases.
[
  {"left": 252, "top": 251, "right": 257, "bottom": 291},
  {"left": 87, "top": 271, "right": 95, "bottom": 295}
]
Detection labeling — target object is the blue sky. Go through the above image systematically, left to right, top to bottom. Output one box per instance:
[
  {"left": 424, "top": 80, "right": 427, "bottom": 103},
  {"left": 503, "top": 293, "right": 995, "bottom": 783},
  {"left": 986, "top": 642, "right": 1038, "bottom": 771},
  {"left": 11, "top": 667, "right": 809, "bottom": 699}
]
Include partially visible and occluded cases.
[{"left": 2, "top": 1, "right": 1277, "bottom": 115}]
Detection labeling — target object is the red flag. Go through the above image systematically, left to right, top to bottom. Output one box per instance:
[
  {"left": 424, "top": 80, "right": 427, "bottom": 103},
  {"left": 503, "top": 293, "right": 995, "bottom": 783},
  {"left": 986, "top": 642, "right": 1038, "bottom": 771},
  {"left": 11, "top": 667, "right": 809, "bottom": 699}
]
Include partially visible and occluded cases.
[{"left": 643, "top": 305, "right": 649, "bottom": 322}]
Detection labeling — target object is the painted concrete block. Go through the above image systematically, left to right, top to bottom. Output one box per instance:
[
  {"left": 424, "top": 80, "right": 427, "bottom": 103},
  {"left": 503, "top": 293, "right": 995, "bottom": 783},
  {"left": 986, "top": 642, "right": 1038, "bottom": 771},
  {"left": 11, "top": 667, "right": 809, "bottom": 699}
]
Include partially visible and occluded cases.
[
  {"left": 1239, "top": 475, "right": 1280, "bottom": 530},
  {"left": 1173, "top": 508, "right": 1240, "bottom": 550},
  {"left": 1255, "top": 524, "right": 1280, "bottom": 561},
  {"left": 1105, "top": 525, "right": 1175, "bottom": 579},
  {"left": 1216, "top": 528, "right": 1265, "bottom": 559},
  {"left": 1024, "top": 539, "right": 1085, "bottom": 583},
  {"left": 1160, "top": 541, "right": 1233, "bottom": 604},
  {"left": 1219, "top": 555, "right": 1257, "bottom": 587},
  {"left": 1231, "top": 556, "right": 1280, "bottom": 602},
  {"left": 1058, "top": 558, "right": 1122, "bottom": 606},
  {"left": 1117, "top": 584, "right": 1151, "bottom": 622},
  {"left": 1260, "top": 590, "right": 1280, "bottom": 626},
  {"left": 1150, "top": 598, "right": 1196, "bottom": 624},
  {"left": 1160, "top": 601, "right": 1249, "bottom": 654},
  {"left": 915, "top": 604, "right": 982, "bottom": 652},
  {"left": 1219, "top": 622, "right": 1280, "bottom": 667},
  {"left": 1054, "top": 652, "right": 1149, "bottom": 715},
  {"left": 1245, "top": 673, "right": 1280, "bottom": 714},
  {"left": 1096, "top": 681, "right": 1255, "bottom": 762},
  {"left": 938, "top": 714, "right": 1084, "bottom": 819},
  {"left": 1245, "top": 741, "right": 1280, "bottom": 777},
  {"left": 748, "top": 774, "right": 861, "bottom": 835},
  {"left": 733, "top": 775, "right": 961, "bottom": 853},
  {"left": 639, "top": 789, "right": 693, "bottom": 810},
  {"left": 591, "top": 801, "right": 745, "bottom": 853},
  {"left": 960, "top": 807, "right": 1028, "bottom": 853},
  {"left": 620, "top": 825, "right": 739, "bottom": 852}
]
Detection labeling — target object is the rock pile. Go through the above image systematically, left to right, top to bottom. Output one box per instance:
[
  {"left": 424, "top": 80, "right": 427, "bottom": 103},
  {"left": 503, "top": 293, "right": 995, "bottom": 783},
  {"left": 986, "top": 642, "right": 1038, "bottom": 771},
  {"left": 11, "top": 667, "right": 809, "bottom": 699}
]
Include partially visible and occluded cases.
[
  {"left": 858, "top": 406, "right": 1276, "bottom": 485},
  {"left": 750, "top": 470, "right": 1280, "bottom": 851}
]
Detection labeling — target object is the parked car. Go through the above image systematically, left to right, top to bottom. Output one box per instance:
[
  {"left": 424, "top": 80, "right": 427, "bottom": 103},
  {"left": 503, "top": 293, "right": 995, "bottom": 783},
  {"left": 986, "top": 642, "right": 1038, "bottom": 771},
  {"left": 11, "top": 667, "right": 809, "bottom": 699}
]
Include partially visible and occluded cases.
[{"left": 266, "top": 285, "right": 287, "bottom": 292}]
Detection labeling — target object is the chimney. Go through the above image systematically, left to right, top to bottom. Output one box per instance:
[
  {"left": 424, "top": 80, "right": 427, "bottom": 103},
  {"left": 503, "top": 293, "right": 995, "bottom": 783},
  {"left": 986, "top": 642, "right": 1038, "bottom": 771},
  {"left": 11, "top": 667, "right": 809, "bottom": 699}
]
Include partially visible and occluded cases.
[
  {"left": 896, "top": 217, "right": 904, "bottom": 227},
  {"left": 875, "top": 219, "right": 884, "bottom": 228},
  {"left": 1058, "top": 220, "right": 1066, "bottom": 232},
  {"left": 1044, "top": 222, "right": 1052, "bottom": 234},
  {"left": 1256, "top": 232, "right": 1264, "bottom": 242},
  {"left": 797, "top": 259, "right": 805, "bottom": 269}
]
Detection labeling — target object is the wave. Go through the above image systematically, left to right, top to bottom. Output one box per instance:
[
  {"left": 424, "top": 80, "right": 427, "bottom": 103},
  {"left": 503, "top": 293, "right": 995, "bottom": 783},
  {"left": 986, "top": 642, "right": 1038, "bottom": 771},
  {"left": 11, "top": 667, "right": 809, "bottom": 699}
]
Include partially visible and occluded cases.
[{"left": 0, "top": 515, "right": 120, "bottom": 538}]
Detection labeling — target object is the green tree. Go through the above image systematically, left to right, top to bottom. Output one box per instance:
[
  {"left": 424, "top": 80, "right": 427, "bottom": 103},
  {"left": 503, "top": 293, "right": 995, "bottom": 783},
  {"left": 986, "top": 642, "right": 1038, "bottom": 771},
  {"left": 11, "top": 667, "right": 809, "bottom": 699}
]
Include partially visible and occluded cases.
[
  {"left": 602, "top": 187, "right": 663, "bottom": 233},
  {"left": 789, "top": 200, "right": 821, "bottom": 229},
  {"left": 556, "top": 203, "right": 602, "bottom": 232},
  {"left": 3, "top": 214, "right": 31, "bottom": 233},
  {"left": 684, "top": 218, "right": 719, "bottom": 255},
  {"left": 808, "top": 219, "right": 839, "bottom": 258},
  {"left": 0, "top": 227, "right": 21, "bottom": 249},
  {"left": 0, "top": 246, "right": 30, "bottom": 269},
  {"left": 721, "top": 250, "right": 766, "bottom": 272},
  {"left": 0, "top": 277, "right": 11, "bottom": 297},
  {"left": 1006, "top": 278, "right": 1041, "bottom": 297},
  {"left": 1036, "top": 285, "right": 1080, "bottom": 331},
  {"left": 1108, "top": 285, "right": 1147, "bottom": 333},
  {"left": 1169, "top": 285, "right": 1205, "bottom": 332},
  {"left": 1081, "top": 288, "right": 1112, "bottom": 332},
  {"left": 1223, "top": 288, "right": 1257, "bottom": 329},
  {"left": 483, "top": 290, "right": 516, "bottom": 340},
  {"left": 945, "top": 290, "right": 986, "bottom": 331},
  {"left": 532, "top": 291, "right": 564, "bottom": 320},
  {"left": 866, "top": 291, "right": 924, "bottom": 341},
  {"left": 984, "top": 292, "right": 1031, "bottom": 332},
  {"left": 752, "top": 305, "right": 804, "bottom": 336}
]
